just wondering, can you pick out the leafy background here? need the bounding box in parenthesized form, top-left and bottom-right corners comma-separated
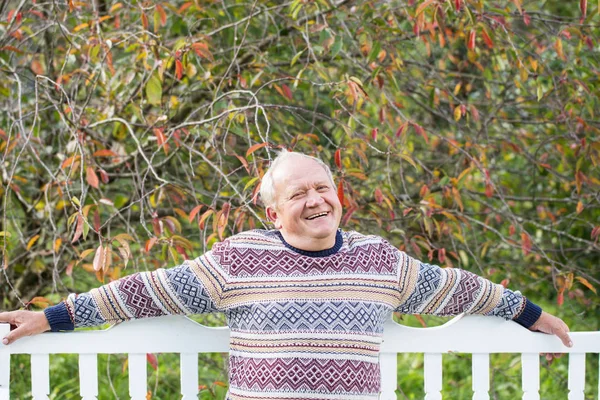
(0, 0, 598, 398)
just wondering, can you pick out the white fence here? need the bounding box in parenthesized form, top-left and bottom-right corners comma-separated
(1, 315, 599, 399)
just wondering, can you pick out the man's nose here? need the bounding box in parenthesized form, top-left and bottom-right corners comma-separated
(306, 190, 324, 207)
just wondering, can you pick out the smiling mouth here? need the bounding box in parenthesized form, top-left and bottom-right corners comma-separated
(306, 211, 329, 220)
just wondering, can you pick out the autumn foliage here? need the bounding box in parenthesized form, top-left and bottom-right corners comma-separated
(0, 0, 597, 331)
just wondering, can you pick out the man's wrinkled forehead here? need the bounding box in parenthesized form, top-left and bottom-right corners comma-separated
(271, 156, 331, 191)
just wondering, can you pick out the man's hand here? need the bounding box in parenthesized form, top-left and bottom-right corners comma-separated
(529, 311, 572, 363)
(0, 310, 51, 345)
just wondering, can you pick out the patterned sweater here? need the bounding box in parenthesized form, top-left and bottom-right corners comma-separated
(44, 229, 541, 400)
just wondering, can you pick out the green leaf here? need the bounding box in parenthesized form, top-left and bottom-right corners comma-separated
(367, 41, 382, 63)
(244, 177, 259, 192)
(331, 36, 343, 58)
(146, 73, 162, 106)
(290, 49, 306, 67)
(465, 6, 476, 24)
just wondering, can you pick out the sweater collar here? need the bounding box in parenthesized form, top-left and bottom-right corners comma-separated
(275, 230, 343, 257)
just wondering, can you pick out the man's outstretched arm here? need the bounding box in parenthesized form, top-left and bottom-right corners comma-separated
(1, 252, 228, 345)
(394, 251, 573, 350)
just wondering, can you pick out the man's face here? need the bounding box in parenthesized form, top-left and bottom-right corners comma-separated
(267, 156, 342, 250)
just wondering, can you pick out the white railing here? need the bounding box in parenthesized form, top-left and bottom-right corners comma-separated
(0, 315, 598, 399)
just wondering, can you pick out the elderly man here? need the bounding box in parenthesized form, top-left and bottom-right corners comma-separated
(0, 151, 571, 400)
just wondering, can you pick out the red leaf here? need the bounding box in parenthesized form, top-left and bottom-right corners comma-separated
(72, 214, 84, 243)
(454, 0, 462, 11)
(246, 142, 267, 157)
(0, 45, 23, 54)
(154, 128, 169, 155)
(190, 42, 214, 62)
(521, 232, 532, 256)
(145, 237, 158, 252)
(60, 155, 80, 169)
(580, 0, 587, 19)
(414, 315, 427, 328)
(188, 204, 204, 223)
(334, 149, 342, 169)
(179, 2, 193, 13)
(557, 290, 564, 306)
(198, 209, 214, 230)
(147, 353, 158, 370)
(31, 59, 44, 75)
(509, 224, 515, 236)
(86, 167, 99, 188)
(591, 226, 600, 241)
(141, 12, 148, 29)
(438, 248, 446, 263)
(281, 84, 293, 101)
(98, 169, 109, 184)
(337, 180, 345, 206)
(485, 183, 493, 198)
(481, 30, 493, 49)
(523, 12, 530, 26)
(233, 154, 250, 174)
(92, 244, 105, 271)
(396, 121, 408, 137)
(371, 128, 378, 141)
(156, 4, 167, 26)
(374, 188, 383, 205)
(175, 59, 183, 80)
(412, 123, 429, 143)
(217, 202, 231, 241)
(341, 205, 357, 226)
(469, 105, 479, 122)
(93, 149, 117, 158)
(467, 30, 476, 50)
(27, 10, 46, 19)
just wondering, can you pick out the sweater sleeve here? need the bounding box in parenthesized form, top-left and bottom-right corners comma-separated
(43, 253, 225, 332)
(394, 252, 542, 329)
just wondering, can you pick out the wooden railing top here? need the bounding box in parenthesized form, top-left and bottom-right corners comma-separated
(1, 315, 598, 355)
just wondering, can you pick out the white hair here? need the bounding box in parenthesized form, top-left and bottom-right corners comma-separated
(260, 151, 335, 208)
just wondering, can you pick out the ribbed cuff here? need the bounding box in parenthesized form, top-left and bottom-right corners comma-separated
(513, 299, 542, 329)
(43, 302, 74, 332)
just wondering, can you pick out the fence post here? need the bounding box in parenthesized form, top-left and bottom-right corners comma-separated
(0, 324, 9, 400)
(379, 351, 397, 400)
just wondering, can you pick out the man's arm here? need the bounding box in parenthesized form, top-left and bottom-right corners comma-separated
(1, 255, 225, 345)
(394, 252, 572, 348)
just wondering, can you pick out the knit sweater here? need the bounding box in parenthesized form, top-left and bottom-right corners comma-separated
(44, 229, 541, 400)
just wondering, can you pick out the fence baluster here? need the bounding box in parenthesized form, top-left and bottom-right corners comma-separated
(424, 353, 442, 400)
(0, 324, 9, 400)
(521, 353, 540, 400)
(79, 354, 98, 400)
(568, 353, 585, 400)
(128, 354, 147, 400)
(379, 351, 397, 400)
(180, 353, 198, 399)
(472, 353, 489, 400)
(31, 353, 50, 400)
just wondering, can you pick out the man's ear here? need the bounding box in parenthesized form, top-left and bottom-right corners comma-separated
(266, 207, 281, 228)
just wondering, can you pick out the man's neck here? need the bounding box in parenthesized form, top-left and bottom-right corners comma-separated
(278, 231, 337, 252)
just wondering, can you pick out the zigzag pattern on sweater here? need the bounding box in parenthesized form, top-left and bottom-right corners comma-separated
(228, 356, 380, 394)
(213, 230, 399, 278)
(226, 301, 391, 333)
